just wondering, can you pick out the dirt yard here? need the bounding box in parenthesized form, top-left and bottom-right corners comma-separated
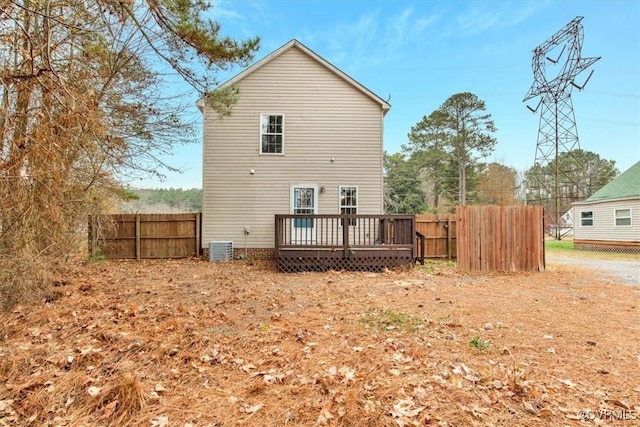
(1, 258, 639, 426)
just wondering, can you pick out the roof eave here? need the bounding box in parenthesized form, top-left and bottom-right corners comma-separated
(573, 196, 640, 205)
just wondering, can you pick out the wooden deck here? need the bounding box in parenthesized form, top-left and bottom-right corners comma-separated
(275, 214, 418, 272)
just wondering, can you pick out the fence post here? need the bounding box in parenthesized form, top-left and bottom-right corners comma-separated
(195, 212, 201, 257)
(135, 214, 141, 261)
(447, 215, 452, 260)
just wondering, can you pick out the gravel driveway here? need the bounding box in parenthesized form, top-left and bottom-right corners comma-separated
(546, 254, 640, 286)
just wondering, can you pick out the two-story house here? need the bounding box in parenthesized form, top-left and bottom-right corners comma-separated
(200, 39, 400, 264)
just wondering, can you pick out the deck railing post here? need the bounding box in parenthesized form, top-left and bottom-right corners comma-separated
(342, 215, 349, 258)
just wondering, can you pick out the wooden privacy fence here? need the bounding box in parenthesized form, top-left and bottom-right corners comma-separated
(414, 214, 457, 260)
(88, 213, 201, 259)
(86, 208, 544, 271)
(456, 206, 545, 272)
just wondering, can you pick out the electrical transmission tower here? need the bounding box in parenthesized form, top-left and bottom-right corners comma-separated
(523, 16, 600, 240)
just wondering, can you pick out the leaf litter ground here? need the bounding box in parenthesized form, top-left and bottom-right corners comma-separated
(1, 259, 639, 426)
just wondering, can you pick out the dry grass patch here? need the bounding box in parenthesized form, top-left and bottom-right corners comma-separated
(0, 258, 638, 426)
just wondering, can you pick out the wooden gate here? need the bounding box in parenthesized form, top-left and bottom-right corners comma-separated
(415, 214, 457, 260)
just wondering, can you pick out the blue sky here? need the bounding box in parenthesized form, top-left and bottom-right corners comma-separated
(136, 0, 640, 189)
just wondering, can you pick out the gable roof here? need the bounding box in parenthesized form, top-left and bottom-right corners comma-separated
(584, 160, 640, 202)
(206, 39, 391, 114)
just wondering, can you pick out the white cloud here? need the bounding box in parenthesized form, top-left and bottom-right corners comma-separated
(324, 10, 381, 70)
(209, 0, 246, 21)
(454, 2, 544, 36)
(320, 7, 439, 73)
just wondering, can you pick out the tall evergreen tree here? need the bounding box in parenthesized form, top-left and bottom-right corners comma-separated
(440, 93, 497, 205)
(404, 92, 497, 207)
(404, 110, 449, 210)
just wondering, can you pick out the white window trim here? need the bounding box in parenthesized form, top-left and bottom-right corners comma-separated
(290, 184, 318, 215)
(259, 113, 285, 155)
(339, 185, 358, 227)
(580, 210, 594, 227)
(614, 208, 632, 227)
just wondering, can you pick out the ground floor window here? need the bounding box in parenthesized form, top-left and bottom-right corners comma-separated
(614, 208, 631, 226)
(580, 211, 593, 226)
(340, 186, 357, 226)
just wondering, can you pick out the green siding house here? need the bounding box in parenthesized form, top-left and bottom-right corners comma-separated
(572, 160, 640, 252)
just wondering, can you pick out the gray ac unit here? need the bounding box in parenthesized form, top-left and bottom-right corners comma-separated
(209, 241, 233, 262)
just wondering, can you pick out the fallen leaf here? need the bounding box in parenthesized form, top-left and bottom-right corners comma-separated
(539, 407, 555, 417)
(451, 373, 464, 388)
(523, 400, 538, 415)
(390, 399, 424, 418)
(316, 409, 334, 424)
(101, 401, 118, 420)
(472, 406, 490, 418)
(338, 366, 356, 382)
(475, 390, 492, 406)
(605, 398, 630, 409)
(556, 378, 576, 387)
(0, 400, 15, 411)
(150, 415, 169, 427)
(243, 403, 264, 414)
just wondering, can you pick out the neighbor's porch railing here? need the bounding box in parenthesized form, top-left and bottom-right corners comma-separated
(275, 214, 415, 250)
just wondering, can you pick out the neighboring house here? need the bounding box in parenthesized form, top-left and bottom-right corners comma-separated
(199, 40, 391, 258)
(572, 160, 640, 252)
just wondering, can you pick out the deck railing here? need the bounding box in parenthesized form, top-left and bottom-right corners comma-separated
(275, 214, 415, 250)
(274, 214, 416, 272)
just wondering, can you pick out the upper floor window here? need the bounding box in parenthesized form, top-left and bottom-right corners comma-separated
(580, 211, 593, 227)
(614, 208, 631, 226)
(260, 114, 284, 154)
(340, 186, 358, 226)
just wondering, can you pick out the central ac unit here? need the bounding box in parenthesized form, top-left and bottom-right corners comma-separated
(209, 241, 233, 262)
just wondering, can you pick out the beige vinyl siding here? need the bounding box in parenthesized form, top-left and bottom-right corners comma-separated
(202, 46, 385, 249)
(573, 199, 640, 242)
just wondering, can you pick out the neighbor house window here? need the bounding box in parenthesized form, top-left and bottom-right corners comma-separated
(260, 114, 284, 154)
(340, 186, 357, 226)
(614, 208, 631, 226)
(580, 211, 593, 226)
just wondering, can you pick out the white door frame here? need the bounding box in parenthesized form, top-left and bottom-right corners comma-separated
(290, 184, 318, 244)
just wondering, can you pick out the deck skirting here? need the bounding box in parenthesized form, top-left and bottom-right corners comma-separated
(574, 239, 640, 254)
